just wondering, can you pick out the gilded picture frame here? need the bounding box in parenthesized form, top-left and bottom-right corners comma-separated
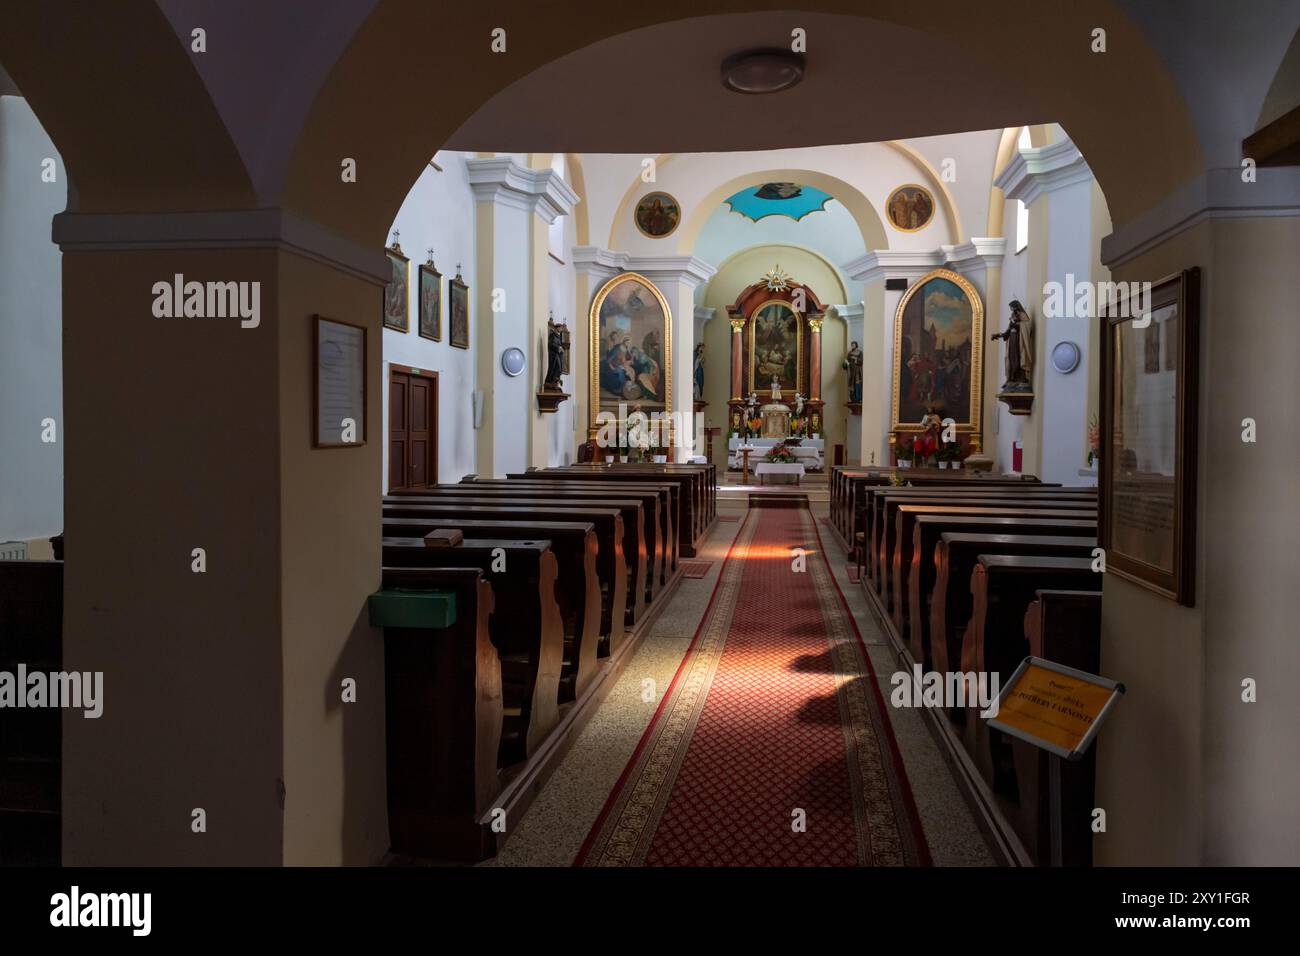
(589, 271, 673, 432)
(885, 183, 936, 233)
(1098, 268, 1199, 606)
(890, 268, 984, 434)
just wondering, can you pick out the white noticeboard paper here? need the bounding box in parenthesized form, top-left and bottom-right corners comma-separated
(316, 317, 366, 447)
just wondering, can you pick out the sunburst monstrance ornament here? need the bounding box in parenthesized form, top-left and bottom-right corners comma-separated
(760, 265, 792, 292)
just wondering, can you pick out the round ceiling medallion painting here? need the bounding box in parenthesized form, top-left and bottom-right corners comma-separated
(886, 184, 935, 232)
(634, 191, 681, 238)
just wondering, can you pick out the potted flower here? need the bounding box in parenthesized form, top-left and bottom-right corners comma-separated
(937, 445, 951, 469)
(1086, 414, 1100, 469)
(765, 441, 798, 464)
(896, 436, 913, 468)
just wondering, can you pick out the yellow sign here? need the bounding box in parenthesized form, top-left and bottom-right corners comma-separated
(993, 662, 1119, 756)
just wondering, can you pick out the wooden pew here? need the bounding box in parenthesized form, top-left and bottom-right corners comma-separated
(535, 465, 714, 556)
(499, 477, 677, 577)
(866, 486, 1088, 582)
(381, 502, 630, 642)
(864, 484, 1089, 569)
(385, 494, 648, 627)
(1012, 589, 1103, 866)
(381, 537, 564, 764)
(887, 494, 1095, 631)
(383, 517, 601, 702)
(908, 516, 1097, 668)
(551, 464, 702, 542)
(925, 534, 1095, 679)
(377, 566, 501, 862)
(959, 555, 1098, 789)
(394, 484, 665, 597)
(879, 501, 1095, 618)
(0, 560, 62, 866)
(844, 471, 1050, 544)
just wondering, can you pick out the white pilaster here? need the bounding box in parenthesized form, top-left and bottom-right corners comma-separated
(467, 157, 577, 474)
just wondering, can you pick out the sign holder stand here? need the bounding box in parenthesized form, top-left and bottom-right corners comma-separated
(988, 656, 1125, 867)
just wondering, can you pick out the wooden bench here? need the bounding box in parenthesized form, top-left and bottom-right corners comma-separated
(392, 487, 657, 599)
(0, 560, 62, 866)
(887, 495, 1095, 632)
(863, 485, 1089, 570)
(383, 517, 601, 701)
(384, 496, 647, 628)
(908, 517, 1097, 668)
(926, 533, 1096, 678)
(843, 472, 1051, 543)
(380, 537, 564, 765)
(499, 477, 678, 577)
(959, 555, 1099, 789)
(376, 566, 500, 862)
(879, 502, 1095, 617)
(1012, 589, 1103, 867)
(867, 487, 1089, 583)
(533, 465, 714, 556)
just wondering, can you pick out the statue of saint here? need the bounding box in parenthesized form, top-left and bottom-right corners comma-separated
(843, 341, 863, 403)
(693, 342, 705, 401)
(992, 300, 1035, 391)
(544, 317, 565, 390)
(794, 392, 804, 416)
(770, 375, 782, 402)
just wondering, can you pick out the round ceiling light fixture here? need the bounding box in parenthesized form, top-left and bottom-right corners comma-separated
(721, 49, 805, 95)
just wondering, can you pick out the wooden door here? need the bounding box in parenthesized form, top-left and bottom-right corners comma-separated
(388, 367, 438, 492)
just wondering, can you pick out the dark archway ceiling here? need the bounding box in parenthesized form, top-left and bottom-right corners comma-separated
(445, 13, 1047, 152)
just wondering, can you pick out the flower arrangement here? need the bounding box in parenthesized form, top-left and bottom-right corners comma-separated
(1086, 414, 1101, 466)
(765, 441, 798, 464)
(747, 417, 762, 437)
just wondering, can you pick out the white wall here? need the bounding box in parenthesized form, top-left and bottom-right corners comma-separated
(546, 190, 578, 465)
(0, 95, 65, 542)
(382, 152, 477, 485)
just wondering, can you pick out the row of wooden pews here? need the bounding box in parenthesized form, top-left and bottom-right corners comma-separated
(843, 472, 1104, 865)
(375, 462, 715, 861)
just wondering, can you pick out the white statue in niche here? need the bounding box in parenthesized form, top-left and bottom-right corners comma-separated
(770, 375, 782, 402)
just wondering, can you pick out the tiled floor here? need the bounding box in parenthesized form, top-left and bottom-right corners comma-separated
(484, 497, 995, 867)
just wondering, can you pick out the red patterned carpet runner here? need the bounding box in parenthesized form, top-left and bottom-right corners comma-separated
(577, 508, 931, 866)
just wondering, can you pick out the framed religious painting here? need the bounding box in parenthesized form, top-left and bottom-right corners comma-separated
(886, 184, 935, 232)
(313, 315, 367, 448)
(1098, 268, 1200, 606)
(383, 243, 409, 332)
(633, 191, 680, 239)
(890, 268, 984, 436)
(747, 299, 803, 396)
(589, 271, 672, 428)
(448, 270, 469, 350)
(418, 258, 442, 342)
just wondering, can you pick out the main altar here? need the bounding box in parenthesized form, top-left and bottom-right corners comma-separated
(725, 267, 827, 440)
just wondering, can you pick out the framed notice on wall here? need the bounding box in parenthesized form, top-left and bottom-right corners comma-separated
(1098, 269, 1199, 605)
(314, 315, 367, 448)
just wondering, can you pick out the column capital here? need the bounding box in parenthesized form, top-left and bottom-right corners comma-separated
(571, 245, 629, 280)
(994, 137, 1092, 206)
(729, 317, 746, 332)
(842, 249, 944, 284)
(828, 303, 865, 322)
(622, 254, 717, 289)
(466, 156, 579, 223)
(807, 317, 823, 332)
(694, 306, 716, 324)
(941, 237, 1008, 275)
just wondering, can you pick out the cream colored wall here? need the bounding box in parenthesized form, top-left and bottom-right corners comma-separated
(858, 285, 887, 466)
(699, 245, 848, 469)
(279, 252, 389, 866)
(1098, 214, 1300, 865)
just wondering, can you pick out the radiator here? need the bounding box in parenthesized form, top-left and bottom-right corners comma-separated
(0, 541, 28, 560)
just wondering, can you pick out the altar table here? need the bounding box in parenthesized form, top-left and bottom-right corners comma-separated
(755, 462, 806, 485)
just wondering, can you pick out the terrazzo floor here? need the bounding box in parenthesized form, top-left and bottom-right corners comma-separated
(483, 496, 996, 867)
